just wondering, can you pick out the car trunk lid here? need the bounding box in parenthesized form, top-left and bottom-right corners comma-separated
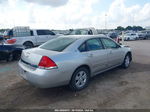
(21, 48, 60, 67)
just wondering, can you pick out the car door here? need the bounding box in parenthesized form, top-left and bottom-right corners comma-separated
(45, 30, 56, 40)
(79, 38, 109, 75)
(36, 30, 49, 44)
(101, 38, 124, 68)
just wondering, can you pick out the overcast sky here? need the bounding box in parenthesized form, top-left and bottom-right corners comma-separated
(0, 0, 150, 29)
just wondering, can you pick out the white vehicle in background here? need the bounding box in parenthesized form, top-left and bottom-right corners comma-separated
(68, 28, 120, 43)
(124, 33, 139, 41)
(68, 27, 98, 35)
(3, 27, 59, 49)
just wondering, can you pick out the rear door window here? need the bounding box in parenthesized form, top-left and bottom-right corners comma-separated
(86, 38, 104, 51)
(37, 30, 45, 35)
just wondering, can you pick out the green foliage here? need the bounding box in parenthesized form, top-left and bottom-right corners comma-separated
(116, 26, 145, 31)
(0, 29, 9, 33)
(116, 26, 125, 31)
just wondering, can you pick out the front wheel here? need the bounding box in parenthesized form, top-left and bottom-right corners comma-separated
(121, 54, 131, 68)
(69, 67, 90, 91)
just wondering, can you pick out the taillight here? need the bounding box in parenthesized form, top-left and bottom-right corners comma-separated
(38, 56, 57, 69)
(7, 39, 17, 44)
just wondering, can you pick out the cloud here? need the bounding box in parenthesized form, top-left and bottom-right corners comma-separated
(25, 0, 150, 29)
(0, 0, 7, 4)
(25, 0, 99, 29)
(24, 0, 69, 7)
(105, 0, 150, 28)
(0, 0, 150, 29)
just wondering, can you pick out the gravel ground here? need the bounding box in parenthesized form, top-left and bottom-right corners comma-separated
(0, 40, 150, 109)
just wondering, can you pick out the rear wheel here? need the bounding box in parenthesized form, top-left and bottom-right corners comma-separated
(69, 67, 90, 91)
(122, 54, 131, 68)
(7, 53, 13, 61)
(23, 42, 33, 49)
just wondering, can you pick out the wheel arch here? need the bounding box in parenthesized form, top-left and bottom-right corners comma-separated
(126, 51, 132, 61)
(23, 41, 34, 46)
(73, 64, 91, 77)
(69, 64, 91, 91)
(12, 50, 22, 60)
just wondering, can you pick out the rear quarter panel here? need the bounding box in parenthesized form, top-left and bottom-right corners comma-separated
(50, 52, 92, 83)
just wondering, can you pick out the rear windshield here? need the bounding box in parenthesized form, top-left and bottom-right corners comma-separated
(40, 37, 77, 52)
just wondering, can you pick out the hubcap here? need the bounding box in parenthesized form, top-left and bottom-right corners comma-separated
(75, 71, 87, 88)
(8, 54, 13, 61)
(125, 56, 130, 67)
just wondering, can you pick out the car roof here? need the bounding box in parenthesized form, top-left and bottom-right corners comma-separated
(59, 34, 107, 40)
(61, 34, 111, 52)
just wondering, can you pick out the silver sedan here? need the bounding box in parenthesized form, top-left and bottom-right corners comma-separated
(18, 35, 132, 91)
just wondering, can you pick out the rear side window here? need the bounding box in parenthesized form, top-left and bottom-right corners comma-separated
(40, 37, 77, 52)
(79, 43, 86, 52)
(101, 38, 118, 49)
(45, 30, 55, 35)
(37, 30, 55, 35)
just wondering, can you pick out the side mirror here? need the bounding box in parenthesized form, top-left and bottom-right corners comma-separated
(119, 43, 122, 45)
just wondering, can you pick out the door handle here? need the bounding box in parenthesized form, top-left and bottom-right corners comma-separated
(87, 53, 93, 57)
(109, 50, 112, 54)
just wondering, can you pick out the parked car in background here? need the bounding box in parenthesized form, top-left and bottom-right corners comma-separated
(124, 33, 139, 41)
(19, 35, 132, 91)
(145, 31, 150, 39)
(67, 28, 98, 35)
(0, 45, 23, 61)
(107, 32, 120, 43)
(138, 33, 147, 40)
(67, 28, 120, 43)
(3, 27, 59, 49)
(0, 36, 4, 45)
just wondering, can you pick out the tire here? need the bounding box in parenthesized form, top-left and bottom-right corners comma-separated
(23, 42, 33, 49)
(14, 52, 21, 60)
(69, 67, 90, 91)
(121, 54, 131, 69)
(7, 53, 13, 62)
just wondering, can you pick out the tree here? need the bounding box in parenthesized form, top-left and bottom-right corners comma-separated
(125, 26, 145, 31)
(125, 26, 133, 30)
(116, 26, 125, 31)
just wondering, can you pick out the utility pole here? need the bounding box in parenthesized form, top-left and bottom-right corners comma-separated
(105, 13, 107, 30)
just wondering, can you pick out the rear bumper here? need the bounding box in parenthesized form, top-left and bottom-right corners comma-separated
(18, 60, 70, 88)
(3, 43, 25, 49)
